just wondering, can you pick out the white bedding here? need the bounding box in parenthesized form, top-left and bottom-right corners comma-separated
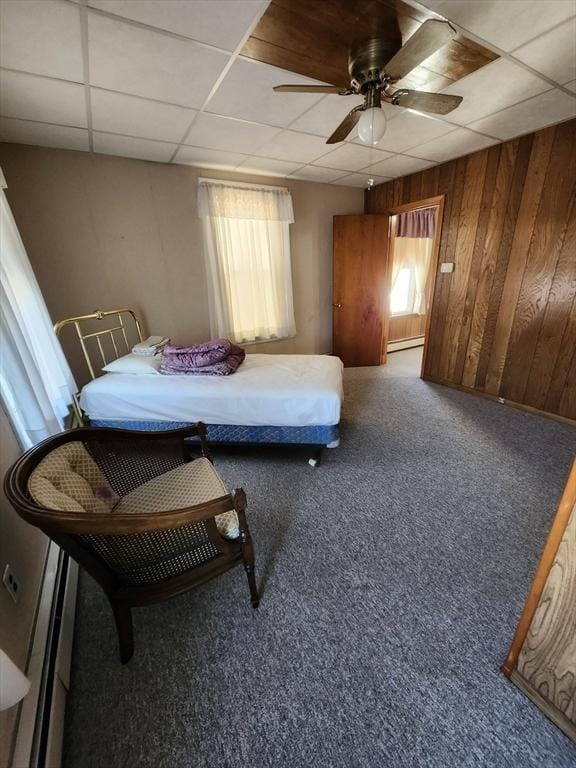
(80, 354, 343, 427)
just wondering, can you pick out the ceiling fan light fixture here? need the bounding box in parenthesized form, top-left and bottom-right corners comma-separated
(357, 107, 387, 145)
(273, 21, 462, 144)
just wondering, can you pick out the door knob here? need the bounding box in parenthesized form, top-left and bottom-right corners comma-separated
(332, 302, 342, 308)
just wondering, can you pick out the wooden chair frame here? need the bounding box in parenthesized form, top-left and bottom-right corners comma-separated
(4, 423, 259, 663)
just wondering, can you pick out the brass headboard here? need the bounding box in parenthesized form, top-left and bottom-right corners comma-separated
(54, 308, 144, 380)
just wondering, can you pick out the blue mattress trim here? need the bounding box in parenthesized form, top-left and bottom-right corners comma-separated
(88, 419, 339, 446)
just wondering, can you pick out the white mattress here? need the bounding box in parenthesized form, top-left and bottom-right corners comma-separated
(80, 354, 343, 427)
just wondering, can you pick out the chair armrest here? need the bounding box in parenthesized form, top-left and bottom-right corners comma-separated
(98, 493, 237, 534)
(17, 493, 237, 535)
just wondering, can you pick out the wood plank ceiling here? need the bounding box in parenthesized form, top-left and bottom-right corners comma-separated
(366, 119, 576, 422)
(242, 0, 498, 92)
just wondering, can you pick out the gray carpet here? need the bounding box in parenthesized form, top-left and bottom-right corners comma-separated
(63, 350, 576, 768)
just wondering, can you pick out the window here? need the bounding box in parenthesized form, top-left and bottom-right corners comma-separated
(390, 267, 417, 316)
(198, 180, 296, 344)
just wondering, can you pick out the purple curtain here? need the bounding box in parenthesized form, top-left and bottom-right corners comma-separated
(395, 207, 436, 238)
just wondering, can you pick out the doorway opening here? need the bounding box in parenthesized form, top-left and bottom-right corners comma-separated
(382, 197, 444, 378)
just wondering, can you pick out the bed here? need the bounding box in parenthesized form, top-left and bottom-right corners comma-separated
(55, 309, 343, 464)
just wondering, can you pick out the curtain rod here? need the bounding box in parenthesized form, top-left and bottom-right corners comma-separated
(198, 177, 290, 193)
(394, 203, 438, 214)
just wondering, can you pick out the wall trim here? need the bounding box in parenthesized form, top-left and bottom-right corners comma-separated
(422, 375, 576, 427)
(10, 545, 77, 768)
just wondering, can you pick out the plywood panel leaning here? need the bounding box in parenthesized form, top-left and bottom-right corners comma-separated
(503, 461, 576, 742)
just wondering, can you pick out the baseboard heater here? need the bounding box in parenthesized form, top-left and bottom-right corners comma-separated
(11, 544, 78, 768)
(387, 336, 425, 353)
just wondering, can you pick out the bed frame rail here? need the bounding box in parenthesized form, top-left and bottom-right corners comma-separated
(54, 308, 144, 425)
(54, 308, 144, 380)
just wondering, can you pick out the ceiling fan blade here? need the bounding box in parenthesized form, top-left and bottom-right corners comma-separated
(392, 90, 463, 115)
(385, 20, 456, 81)
(327, 107, 363, 144)
(274, 84, 348, 94)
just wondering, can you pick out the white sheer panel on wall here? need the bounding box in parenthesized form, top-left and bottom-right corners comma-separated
(198, 180, 296, 344)
(389, 234, 433, 316)
(0, 182, 76, 448)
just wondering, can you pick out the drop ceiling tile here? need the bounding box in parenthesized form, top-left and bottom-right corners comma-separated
(254, 130, 333, 163)
(290, 94, 370, 138)
(88, 13, 229, 108)
(173, 145, 247, 170)
(183, 113, 279, 154)
(331, 173, 391, 188)
(0, 70, 87, 127)
(235, 157, 304, 177)
(93, 132, 177, 162)
(368, 154, 435, 179)
(314, 142, 392, 172)
(206, 58, 325, 128)
(419, 0, 576, 52)
(0, 0, 83, 81)
(513, 18, 576, 85)
(91, 89, 195, 143)
(357, 111, 455, 154)
(409, 127, 497, 162)
(289, 166, 349, 183)
(0, 117, 89, 151)
(441, 58, 551, 125)
(88, 0, 266, 52)
(468, 89, 576, 141)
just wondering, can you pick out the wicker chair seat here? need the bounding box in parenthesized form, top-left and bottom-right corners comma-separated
(116, 458, 239, 539)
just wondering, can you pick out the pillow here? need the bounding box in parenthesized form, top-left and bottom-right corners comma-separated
(28, 441, 119, 514)
(102, 353, 162, 375)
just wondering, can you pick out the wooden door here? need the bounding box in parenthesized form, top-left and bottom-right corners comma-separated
(332, 214, 390, 367)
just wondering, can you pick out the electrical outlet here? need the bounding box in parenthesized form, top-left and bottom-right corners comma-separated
(2, 564, 20, 604)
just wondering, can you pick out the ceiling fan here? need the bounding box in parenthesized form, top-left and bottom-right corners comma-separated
(273, 20, 463, 145)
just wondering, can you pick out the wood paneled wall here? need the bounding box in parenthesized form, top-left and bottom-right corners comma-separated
(366, 119, 576, 422)
(389, 313, 426, 342)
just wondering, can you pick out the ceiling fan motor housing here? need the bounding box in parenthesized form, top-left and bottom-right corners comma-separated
(348, 38, 399, 92)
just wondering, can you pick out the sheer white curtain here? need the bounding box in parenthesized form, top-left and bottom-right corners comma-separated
(411, 237, 433, 315)
(198, 180, 296, 343)
(0, 174, 76, 448)
(390, 237, 433, 315)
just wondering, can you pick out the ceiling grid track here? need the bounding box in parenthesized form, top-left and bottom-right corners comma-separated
(167, 2, 274, 164)
(405, 0, 576, 95)
(0, 0, 574, 186)
(79, 0, 93, 151)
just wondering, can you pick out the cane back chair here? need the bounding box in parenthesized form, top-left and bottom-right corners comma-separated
(4, 423, 259, 663)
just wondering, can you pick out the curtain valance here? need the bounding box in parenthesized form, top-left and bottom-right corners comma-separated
(198, 180, 294, 222)
(395, 207, 436, 238)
